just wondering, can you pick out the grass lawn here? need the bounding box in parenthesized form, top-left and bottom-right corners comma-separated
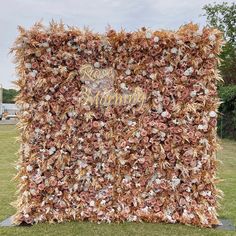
(0, 125, 235, 236)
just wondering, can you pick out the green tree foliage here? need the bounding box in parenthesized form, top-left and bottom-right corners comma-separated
(203, 2, 236, 139)
(203, 2, 236, 85)
(218, 85, 236, 139)
(2, 88, 18, 103)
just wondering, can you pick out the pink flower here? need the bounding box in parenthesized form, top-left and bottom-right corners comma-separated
(38, 183, 45, 191)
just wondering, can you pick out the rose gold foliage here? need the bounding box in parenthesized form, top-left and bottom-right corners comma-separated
(11, 21, 223, 227)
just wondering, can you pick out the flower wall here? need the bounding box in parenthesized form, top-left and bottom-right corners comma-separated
(12, 22, 223, 227)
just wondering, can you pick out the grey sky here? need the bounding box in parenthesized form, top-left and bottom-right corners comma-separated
(0, 0, 233, 88)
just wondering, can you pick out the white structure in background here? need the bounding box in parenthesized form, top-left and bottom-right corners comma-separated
(0, 84, 3, 120)
(0, 84, 19, 120)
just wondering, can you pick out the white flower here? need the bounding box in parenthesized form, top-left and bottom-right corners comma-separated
(145, 31, 152, 39)
(156, 104, 163, 114)
(26, 165, 33, 172)
(16, 165, 21, 170)
(142, 70, 147, 76)
(48, 146, 56, 155)
(149, 73, 156, 80)
(170, 47, 178, 54)
(30, 189, 36, 195)
(25, 63, 32, 69)
(120, 83, 127, 90)
(192, 161, 202, 172)
(42, 42, 49, 48)
(160, 131, 166, 138)
(67, 41, 72, 47)
(101, 200, 106, 205)
(171, 177, 181, 188)
(78, 160, 88, 168)
(195, 29, 203, 36)
(135, 131, 140, 138)
(22, 103, 30, 109)
(198, 124, 204, 130)
(154, 36, 159, 43)
(141, 206, 149, 213)
(151, 128, 158, 134)
(157, 96, 163, 102)
(190, 91, 197, 97)
(183, 209, 195, 219)
(164, 77, 172, 85)
(183, 67, 194, 76)
(161, 111, 169, 118)
(123, 175, 132, 182)
(94, 62, 100, 68)
(106, 173, 114, 180)
(45, 95, 51, 101)
(173, 119, 179, 124)
(84, 49, 93, 55)
(208, 53, 214, 58)
(186, 187, 191, 192)
(127, 215, 137, 222)
(24, 214, 30, 218)
(49, 87, 55, 92)
(127, 120, 133, 126)
(209, 111, 217, 118)
(199, 138, 208, 145)
(125, 69, 131, 75)
(165, 65, 174, 73)
(190, 43, 196, 48)
(198, 124, 208, 130)
(73, 183, 78, 191)
(128, 58, 134, 64)
(119, 159, 126, 165)
(35, 128, 41, 133)
(21, 175, 28, 180)
(200, 190, 212, 197)
(68, 111, 77, 117)
(155, 178, 162, 184)
(89, 200, 95, 207)
(29, 70, 37, 77)
(209, 34, 216, 41)
(177, 40, 184, 45)
(152, 90, 160, 97)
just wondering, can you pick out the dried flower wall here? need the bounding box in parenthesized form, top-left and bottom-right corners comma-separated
(11, 22, 223, 227)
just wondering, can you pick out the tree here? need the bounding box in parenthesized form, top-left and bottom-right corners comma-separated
(203, 2, 236, 139)
(3, 88, 18, 103)
(203, 2, 236, 85)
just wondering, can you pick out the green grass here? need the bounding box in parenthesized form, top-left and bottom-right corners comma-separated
(0, 125, 235, 236)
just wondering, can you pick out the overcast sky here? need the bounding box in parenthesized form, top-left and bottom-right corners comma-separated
(0, 0, 233, 89)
